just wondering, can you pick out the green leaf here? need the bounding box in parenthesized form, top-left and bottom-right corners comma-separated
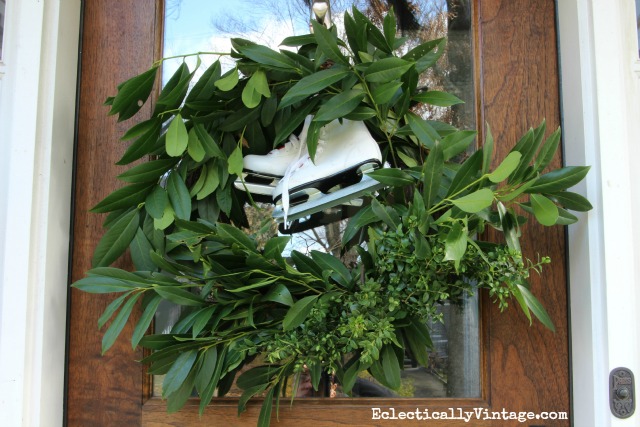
(273, 98, 319, 146)
(197, 163, 221, 200)
(364, 57, 414, 83)
(447, 150, 482, 197)
(194, 124, 225, 159)
(217, 223, 257, 252)
(263, 236, 290, 266)
(451, 188, 494, 213)
(145, 185, 168, 219)
(91, 183, 154, 213)
(371, 81, 403, 105)
(283, 295, 319, 331)
(257, 387, 275, 427)
(238, 43, 298, 69)
(242, 77, 262, 109)
(192, 306, 216, 338)
(117, 120, 162, 165)
(371, 199, 401, 229)
(163, 349, 198, 397)
(109, 66, 159, 121)
(131, 294, 162, 349)
(117, 159, 176, 183)
(555, 207, 579, 225)
(516, 285, 556, 332)
(444, 221, 468, 264)
(482, 123, 494, 175)
(227, 146, 244, 176)
(155, 62, 193, 112)
(195, 347, 218, 394)
(442, 130, 477, 161)
(130, 228, 156, 271)
(263, 284, 294, 307)
(366, 168, 414, 186)
(121, 119, 160, 141)
(311, 21, 348, 64)
(214, 66, 239, 91)
(167, 173, 192, 221)
(280, 67, 350, 109)
(381, 345, 401, 389)
(497, 202, 521, 252)
(185, 60, 221, 102)
(533, 127, 561, 174)
(422, 140, 444, 208)
(509, 125, 544, 183)
(530, 194, 559, 226)
(92, 209, 140, 267)
(311, 250, 352, 288)
(187, 128, 206, 162)
(412, 90, 463, 107)
(166, 114, 189, 157)
(154, 286, 205, 307)
(548, 191, 592, 211)
(101, 293, 141, 354)
(315, 89, 365, 122)
(236, 365, 278, 390)
(72, 276, 139, 294)
(382, 7, 397, 49)
(407, 112, 439, 149)
(526, 166, 591, 193)
(488, 151, 522, 183)
(402, 38, 444, 72)
(97, 292, 131, 329)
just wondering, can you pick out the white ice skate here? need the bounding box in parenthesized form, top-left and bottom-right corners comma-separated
(272, 119, 384, 229)
(233, 117, 313, 201)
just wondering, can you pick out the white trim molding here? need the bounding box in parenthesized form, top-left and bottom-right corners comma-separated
(558, 0, 640, 426)
(0, 1, 81, 426)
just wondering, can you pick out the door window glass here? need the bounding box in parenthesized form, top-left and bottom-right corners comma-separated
(157, 0, 479, 399)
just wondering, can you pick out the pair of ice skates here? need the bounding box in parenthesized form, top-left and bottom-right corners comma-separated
(233, 117, 384, 233)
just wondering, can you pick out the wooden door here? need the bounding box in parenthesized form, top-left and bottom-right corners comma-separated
(66, 0, 569, 425)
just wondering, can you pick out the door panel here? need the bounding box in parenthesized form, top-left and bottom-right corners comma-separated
(66, 1, 161, 425)
(66, 0, 569, 425)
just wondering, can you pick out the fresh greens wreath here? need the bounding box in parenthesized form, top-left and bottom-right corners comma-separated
(72, 7, 591, 426)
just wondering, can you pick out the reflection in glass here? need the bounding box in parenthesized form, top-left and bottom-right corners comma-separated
(0, 0, 6, 60)
(636, 0, 640, 57)
(157, 0, 478, 399)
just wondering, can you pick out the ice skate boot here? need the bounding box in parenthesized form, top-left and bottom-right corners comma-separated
(272, 119, 384, 230)
(234, 117, 312, 202)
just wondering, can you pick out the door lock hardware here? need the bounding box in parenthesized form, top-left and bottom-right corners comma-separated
(610, 367, 635, 418)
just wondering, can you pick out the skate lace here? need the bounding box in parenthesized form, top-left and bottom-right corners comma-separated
(280, 116, 327, 224)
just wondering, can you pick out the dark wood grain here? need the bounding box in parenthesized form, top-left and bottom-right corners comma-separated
(66, 1, 161, 425)
(478, 0, 570, 425)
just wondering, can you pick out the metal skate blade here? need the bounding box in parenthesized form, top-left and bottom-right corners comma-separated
(233, 179, 276, 197)
(272, 175, 383, 224)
